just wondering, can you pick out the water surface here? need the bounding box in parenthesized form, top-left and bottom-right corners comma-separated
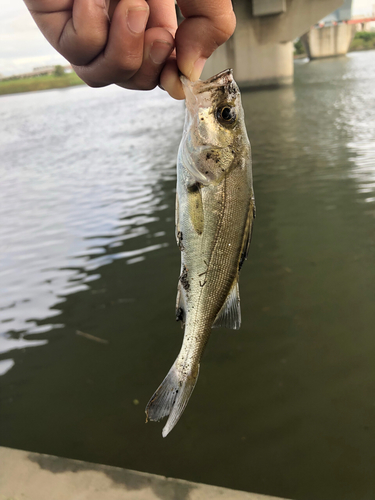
(1, 51, 375, 500)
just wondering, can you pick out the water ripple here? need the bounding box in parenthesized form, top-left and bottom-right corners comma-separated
(0, 85, 184, 358)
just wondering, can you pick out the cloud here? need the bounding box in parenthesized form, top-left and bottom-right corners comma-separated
(352, 0, 375, 16)
(0, 0, 67, 77)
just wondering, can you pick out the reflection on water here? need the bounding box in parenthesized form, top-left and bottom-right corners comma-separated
(0, 86, 183, 355)
(1, 51, 375, 500)
(342, 53, 375, 204)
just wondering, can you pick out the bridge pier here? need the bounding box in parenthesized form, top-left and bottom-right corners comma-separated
(301, 24, 356, 59)
(204, 29, 293, 89)
(202, 0, 343, 88)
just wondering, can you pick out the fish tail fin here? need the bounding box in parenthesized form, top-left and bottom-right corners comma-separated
(145, 359, 199, 438)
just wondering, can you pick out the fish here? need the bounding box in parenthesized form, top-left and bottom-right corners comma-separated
(145, 69, 255, 437)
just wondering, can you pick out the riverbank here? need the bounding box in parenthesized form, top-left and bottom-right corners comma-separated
(0, 447, 289, 500)
(349, 31, 375, 51)
(0, 72, 84, 96)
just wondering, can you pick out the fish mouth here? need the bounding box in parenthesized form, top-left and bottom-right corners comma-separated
(201, 69, 234, 86)
(181, 68, 235, 98)
(181, 68, 233, 87)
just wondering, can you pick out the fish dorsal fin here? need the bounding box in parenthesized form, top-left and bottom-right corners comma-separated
(212, 281, 241, 330)
(239, 198, 256, 271)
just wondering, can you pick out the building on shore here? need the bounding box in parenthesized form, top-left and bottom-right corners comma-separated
(0, 65, 72, 82)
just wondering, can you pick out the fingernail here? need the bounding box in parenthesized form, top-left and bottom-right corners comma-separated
(190, 57, 206, 81)
(150, 40, 173, 65)
(127, 8, 148, 34)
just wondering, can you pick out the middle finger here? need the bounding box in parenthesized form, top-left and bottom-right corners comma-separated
(74, 0, 149, 86)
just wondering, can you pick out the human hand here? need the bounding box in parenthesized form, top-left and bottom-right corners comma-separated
(160, 0, 236, 99)
(24, 0, 236, 100)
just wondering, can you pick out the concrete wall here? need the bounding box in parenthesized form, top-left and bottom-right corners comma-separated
(0, 446, 291, 500)
(301, 24, 356, 59)
(202, 0, 343, 88)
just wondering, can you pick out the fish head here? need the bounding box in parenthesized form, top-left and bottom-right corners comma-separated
(180, 69, 250, 185)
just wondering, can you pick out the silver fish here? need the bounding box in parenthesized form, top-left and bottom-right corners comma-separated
(146, 69, 255, 437)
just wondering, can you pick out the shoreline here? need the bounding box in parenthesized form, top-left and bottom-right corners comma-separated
(2, 45, 374, 96)
(0, 72, 85, 96)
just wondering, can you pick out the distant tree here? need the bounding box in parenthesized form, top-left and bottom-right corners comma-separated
(294, 38, 306, 55)
(54, 65, 65, 77)
(349, 31, 375, 52)
(355, 31, 375, 42)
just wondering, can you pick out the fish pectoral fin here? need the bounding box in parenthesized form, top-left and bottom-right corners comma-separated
(239, 198, 256, 272)
(187, 183, 204, 235)
(175, 281, 186, 324)
(212, 281, 241, 330)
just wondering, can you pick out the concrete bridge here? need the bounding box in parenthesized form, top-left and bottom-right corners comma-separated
(301, 0, 356, 59)
(202, 0, 344, 88)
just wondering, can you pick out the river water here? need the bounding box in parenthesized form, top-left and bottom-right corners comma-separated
(1, 51, 375, 500)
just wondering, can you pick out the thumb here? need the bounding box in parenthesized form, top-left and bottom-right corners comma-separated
(175, 0, 236, 81)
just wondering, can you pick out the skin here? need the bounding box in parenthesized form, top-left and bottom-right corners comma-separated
(23, 0, 236, 100)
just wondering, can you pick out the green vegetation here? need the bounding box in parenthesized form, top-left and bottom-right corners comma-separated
(54, 65, 65, 77)
(0, 71, 84, 96)
(294, 38, 306, 56)
(349, 31, 375, 52)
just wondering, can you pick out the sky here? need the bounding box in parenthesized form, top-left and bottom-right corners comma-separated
(0, 0, 67, 77)
(0, 0, 374, 77)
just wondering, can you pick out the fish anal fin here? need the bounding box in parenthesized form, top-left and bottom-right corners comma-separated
(212, 281, 241, 330)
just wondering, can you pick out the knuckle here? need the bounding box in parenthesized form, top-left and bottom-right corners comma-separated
(116, 54, 143, 75)
(73, 69, 105, 88)
(137, 80, 157, 91)
(81, 30, 108, 52)
(59, 24, 107, 66)
(85, 79, 105, 89)
(68, 54, 92, 66)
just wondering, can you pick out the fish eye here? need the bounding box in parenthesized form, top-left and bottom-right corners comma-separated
(216, 106, 236, 125)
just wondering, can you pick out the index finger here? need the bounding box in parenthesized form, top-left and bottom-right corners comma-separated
(175, 0, 236, 81)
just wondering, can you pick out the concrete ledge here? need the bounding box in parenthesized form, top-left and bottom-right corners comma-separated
(0, 446, 290, 500)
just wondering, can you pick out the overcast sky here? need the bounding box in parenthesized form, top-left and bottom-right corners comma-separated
(0, 0, 374, 77)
